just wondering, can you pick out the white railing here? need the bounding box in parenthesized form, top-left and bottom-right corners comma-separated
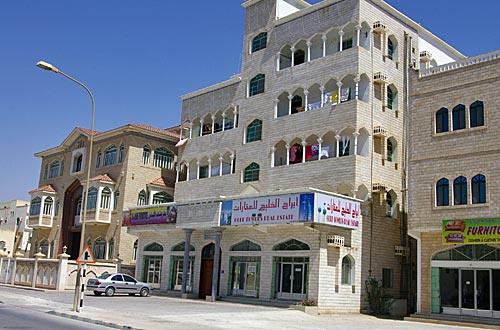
(420, 50, 500, 77)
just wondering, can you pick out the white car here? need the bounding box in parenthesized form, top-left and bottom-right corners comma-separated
(87, 273, 152, 297)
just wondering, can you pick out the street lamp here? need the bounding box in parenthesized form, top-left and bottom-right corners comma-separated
(36, 60, 95, 312)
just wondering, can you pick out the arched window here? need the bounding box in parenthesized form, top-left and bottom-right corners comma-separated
(470, 101, 484, 128)
(436, 107, 449, 133)
(30, 197, 41, 216)
(72, 154, 83, 173)
(152, 192, 173, 204)
(40, 240, 49, 256)
(341, 255, 354, 285)
(48, 161, 60, 178)
(43, 197, 53, 216)
(133, 240, 138, 261)
(43, 164, 48, 180)
(387, 85, 398, 110)
(87, 187, 98, 209)
(436, 178, 449, 206)
(153, 148, 174, 169)
(273, 239, 310, 250)
(293, 49, 305, 66)
(252, 32, 267, 53)
(142, 145, 151, 165)
(243, 163, 260, 182)
(452, 104, 466, 131)
(387, 36, 397, 60)
(386, 140, 393, 162)
(172, 242, 195, 251)
(100, 187, 111, 209)
(137, 190, 147, 206)
(144, 242, 164, 252)
(249, 74, 265, 97)
(95, 150, 102, 168)
(246, 119, 262, 143)
(118, 144, 125, 163)
(433, 245, 500, 261)
(291, 95, 303, 114)
(231, 240, 261, 251)
(75, 198, 82, 216)
(472, 174, 486, 204)
(107, 238, 114, 259)
(93, 238, 106, 259)
(453, 176, 467, 205)
(386, 190, 397, 217)
(60, 160, 65, 176)
(104, 145, 117, 166)
(113, 190, 120, 210)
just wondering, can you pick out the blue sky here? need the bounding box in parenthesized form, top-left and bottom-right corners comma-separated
(0, 0, 498, 202)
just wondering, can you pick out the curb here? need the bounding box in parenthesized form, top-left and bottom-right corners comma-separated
(48, 311, 143, 330)
(0, 283, 45, 292)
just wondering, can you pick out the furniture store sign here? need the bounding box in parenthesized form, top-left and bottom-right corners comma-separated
(122, 205, 177, 226)
(442, 218, 500, 245)
(220, 192, 360, 230)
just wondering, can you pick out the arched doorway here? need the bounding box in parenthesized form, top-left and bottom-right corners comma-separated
(199, 243, 221, 299)
(61, 180, 83, 259)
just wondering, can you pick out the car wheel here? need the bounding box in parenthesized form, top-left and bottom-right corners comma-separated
(93, 291, 102, 296)
(140, 287, 150, 297)
(105, 287, 115, 297)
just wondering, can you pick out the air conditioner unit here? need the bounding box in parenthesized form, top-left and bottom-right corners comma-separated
(394, 246, 407, 256)
(326, 235, 344, 247)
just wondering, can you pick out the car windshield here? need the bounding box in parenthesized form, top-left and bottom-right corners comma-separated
(97, 274, 112, 279)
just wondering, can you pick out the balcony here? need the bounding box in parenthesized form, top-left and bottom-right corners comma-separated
(419, 50, 433, 62)
(78, 209, 112, 225)
(372, 21, 387, 33)
(373, 72, 388, 84)
(373, 126, 387, 136)
(28, 214, 53, 228)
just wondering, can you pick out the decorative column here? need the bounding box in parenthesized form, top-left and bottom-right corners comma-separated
(286, 144, 290, 165)
(335, 135, 341, 158)
(176, 164, 180, 183)
(288, 94, 293, 115)
(208, 159, 212, 178)
(185, 164, 190, 182)
(276, 52, 281, 70)
(271, 147, 276, 167)
(210, 228, 224, 301)
(148, 188, 154, 205)
(339, 30, 344, 52)
(189, 122, 193, 139)
(301, 141, 307, 163)
(322, 34, 327, 57)
(182, 229, 194, 295)
(221, 113, 226, 132)
(320, 86, 325, 107)
(354, 76, 360, 100)
(199, 120, 204, 137)
(306, 41, 311, 62)
(337, 81, 342, 103)
(274, 99, 279, 118)
(353, 132, 360, 155)
(317, 138, 323, 160)
(356, 24, 362, 47)
(196, 161, 200, 180)
(211, 115, 215, 134)
(290, 47, 296, 67)
(234, 107, 238, 128)
(230, 154, 235, 174)
(303, 90, 309, 111)
(219, 157, 223, 176)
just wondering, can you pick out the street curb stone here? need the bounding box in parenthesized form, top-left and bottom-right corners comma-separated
(48, 310, 142, 330)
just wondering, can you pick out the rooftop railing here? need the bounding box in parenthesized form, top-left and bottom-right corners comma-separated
(419, 50, 500, 77)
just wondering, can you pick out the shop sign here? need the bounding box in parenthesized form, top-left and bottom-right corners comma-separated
(122, 205, 177, 226)
(220, 193, 314, 226)
(442, 218, 500, 245)
(314, 193, 361, 230)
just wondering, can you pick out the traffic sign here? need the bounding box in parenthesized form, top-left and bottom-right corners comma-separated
(76, 245, 96, 264)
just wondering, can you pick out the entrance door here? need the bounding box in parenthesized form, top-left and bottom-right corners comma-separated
(232, 262, 257, 297)
(199, 243, 220, 299)
(277, 262, 306, 300)
(461, 269, 492, 317)
(145, 256, 162, 289)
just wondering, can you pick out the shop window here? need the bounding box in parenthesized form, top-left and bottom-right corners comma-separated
(273, 239, 310, 251)
(93, 238, 106, 259)
(171, 242, 195, 252)
(249, 74, 265, 97)
(144, 242, 164, 252)
(452, 104, 466, 131)
(171, 256, 194, 291)
(231, 240, 261, 251)
(470, 100, 484, 128)
(341, 255, 354, 285)
(246, 119, 262, 143)
(436, 178, 449, 206)
(243, 163, 260, 182)
(471, 174, 486, 204)
(252, 32, 267, 53)
(382, 268, 393, 288)
(453, 176, 467, 205)
(435, 108, 449, 133)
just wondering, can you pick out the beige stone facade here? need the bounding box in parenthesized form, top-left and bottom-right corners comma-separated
(28, 124, 178, 268)
(130, 0, 463, 314)
(409, 52, 500, 318)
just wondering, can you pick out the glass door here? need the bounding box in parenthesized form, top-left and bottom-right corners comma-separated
(173, 258, 192, 291)
(146, 256, 162, 289)
(231, 262, 257, 297)
(476, 270, 491, 317)
(461, 269, 475, 314)
(292, 264, 305, 294)
(461, 269, 492, 317)
(277, 262, 306, 299)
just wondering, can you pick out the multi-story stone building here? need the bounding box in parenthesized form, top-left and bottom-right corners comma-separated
(0, 200, 31, 257)
(28, 124, 178, 270)
(129, 0, 463, 313)
(409, 51, 500, 319)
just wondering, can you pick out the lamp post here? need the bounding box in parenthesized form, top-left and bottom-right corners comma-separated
(36, 61, 95, 312)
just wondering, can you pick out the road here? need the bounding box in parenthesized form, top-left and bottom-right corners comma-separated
(0, 285, 485, 330)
